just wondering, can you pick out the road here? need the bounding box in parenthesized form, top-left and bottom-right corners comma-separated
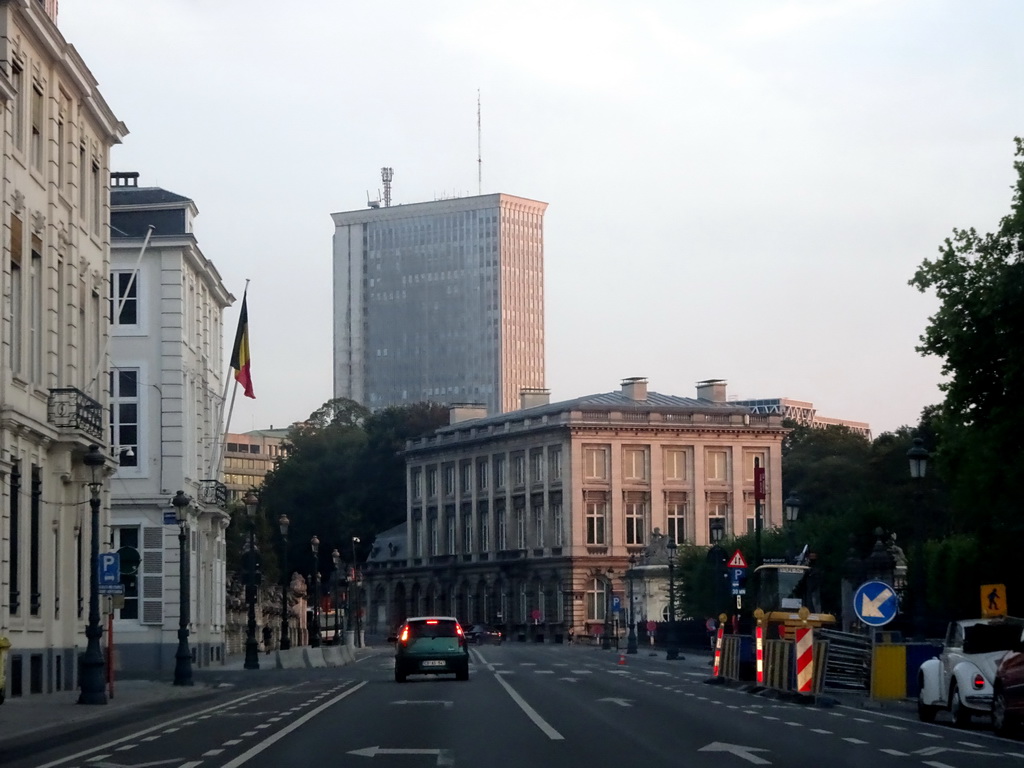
(9, 644, 1023, 768)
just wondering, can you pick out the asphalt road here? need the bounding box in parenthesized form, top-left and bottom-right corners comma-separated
(9, 644, 1023, 768)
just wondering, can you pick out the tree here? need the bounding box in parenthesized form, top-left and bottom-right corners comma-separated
(909, 137, 1024, 610)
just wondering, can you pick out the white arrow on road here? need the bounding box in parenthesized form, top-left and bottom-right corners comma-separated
(597, 697, 633, 707)
(699, 742, 771, 765)
(392, 700, 453, 708)
(349, 747, 454, 766)
(860, 588, 894, 618)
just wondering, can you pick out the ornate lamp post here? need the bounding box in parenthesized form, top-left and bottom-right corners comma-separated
(332, 548, 342, 645)
(784, 494, 800, 562)
(172, 490, 194, 686)
(278, 514, 291, 650)
(310, 535, 321, 648)
(666, 537, 680, 660)
(707, 520, 727, 622)
(352, 536, 362, 646)
(243, 492, 260, 670)
(626, 554, 638, 654)
(907, 437, 930, 640)
(79, 444, 107, 705)
(601, 569, 613, 650)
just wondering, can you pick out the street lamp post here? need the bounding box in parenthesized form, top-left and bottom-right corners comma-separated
(784, 494, 801, 562)
(79, 444, 107, 705)
(310, 535, 321, 648)
(602, 569, 613, 650)
(352, 536, 361, 647)
(243, 492, 260, 670)
(332, 548, 342, 645)
(753, 456, 765, 567)
(626, 554, 638, 654)
(708, 521, 727, 622)
(666, 537, 680, 661)
(278, 515, 291, 650)
(172, 490, 194, 686)
(907, 437, 930, 641)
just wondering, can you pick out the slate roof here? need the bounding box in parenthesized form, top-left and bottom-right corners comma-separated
(111, 186, 192, 206)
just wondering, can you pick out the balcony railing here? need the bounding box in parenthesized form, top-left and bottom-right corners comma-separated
(198, 479, 228, 508)
(47, 388, 103, 439)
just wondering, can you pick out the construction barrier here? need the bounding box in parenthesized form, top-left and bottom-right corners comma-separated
(713, 623, 725, 677)
(755, 623, 764, 684)
(763, 639, 789, 690)
(720, 635, 742, 681)
(795, 627, 814, 692)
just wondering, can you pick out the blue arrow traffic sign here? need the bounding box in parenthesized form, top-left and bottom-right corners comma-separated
(853, 580, 899, 626)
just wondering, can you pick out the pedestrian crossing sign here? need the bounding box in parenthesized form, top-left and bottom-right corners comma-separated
(728, 550, 747, 569)
(981, 583, 1007, 618)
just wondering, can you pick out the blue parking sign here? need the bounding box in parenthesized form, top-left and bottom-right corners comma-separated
(612, 595, 621, 613)
(98, 552, 120, 586)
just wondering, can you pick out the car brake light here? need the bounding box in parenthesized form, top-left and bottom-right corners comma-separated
(399, 626, 410, 645)
(426, 620, 438, 624)
(973, 673, 985, 690)
(455, 624, 464, 637)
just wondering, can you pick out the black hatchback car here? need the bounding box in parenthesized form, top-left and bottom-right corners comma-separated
(464, 623, 503, 645)
(389, 616, 470, 682)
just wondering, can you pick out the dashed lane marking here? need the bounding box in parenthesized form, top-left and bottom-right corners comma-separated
(844, 738, 868, 744)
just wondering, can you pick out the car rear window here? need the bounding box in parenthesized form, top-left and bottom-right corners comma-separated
(408, 620, 459, 639)
(963, 623, 1024, 654)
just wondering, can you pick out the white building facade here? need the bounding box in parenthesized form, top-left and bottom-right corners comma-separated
(0, 1, 127, 697)
(108, 172, 234, 675)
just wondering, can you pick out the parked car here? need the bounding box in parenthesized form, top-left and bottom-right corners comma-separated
(918, 617, 1024, 727)
(993, 625, 1024, 736)
(464, 623, 503, 645)
(388, 616, 470, 683)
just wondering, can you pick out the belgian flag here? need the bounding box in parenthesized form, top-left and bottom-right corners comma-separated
(230, 289, 255, 399)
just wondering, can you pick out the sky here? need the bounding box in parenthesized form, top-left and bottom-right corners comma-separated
(59, 0, 1023, 437)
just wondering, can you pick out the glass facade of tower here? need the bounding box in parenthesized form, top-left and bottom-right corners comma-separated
(333, 194, 546, 414)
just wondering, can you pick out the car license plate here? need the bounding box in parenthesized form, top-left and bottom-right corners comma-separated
(422, 660, 446, 667)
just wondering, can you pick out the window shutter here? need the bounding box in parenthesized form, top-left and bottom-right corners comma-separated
(141, 526, 164, 624)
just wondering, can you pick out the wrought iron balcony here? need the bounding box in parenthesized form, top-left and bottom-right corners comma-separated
(47, 388, 103, 439)
(198, 479, 228, 508)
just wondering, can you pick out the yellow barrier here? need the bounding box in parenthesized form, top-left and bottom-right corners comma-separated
(871, 644, 907, 700)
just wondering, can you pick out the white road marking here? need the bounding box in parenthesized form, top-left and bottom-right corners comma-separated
(922, 762, 956, 768)
(881, 749, 907, 756)
(811, 728, 832, 734)
(493, 673, 564, 740)
(844, 738, 868, 744)
(203, 749, 226, 756)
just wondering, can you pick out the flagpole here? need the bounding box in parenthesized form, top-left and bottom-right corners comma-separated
(213, 279, 250, 480)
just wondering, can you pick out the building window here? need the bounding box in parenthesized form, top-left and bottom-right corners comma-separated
(706, 450, 728, 483)
(111, 271, 139, 326)
(623, 447, 648, 482)
(463, 512, 473, 555)
(496, 507, 507, 550)
(666, 493, 688, 544)
(745, 501, 756, 535)
(529, 451, 544, 484)
(586, 579, 608, 621)
(109, 369, 139, 467)
(477, 459, 488, 491)
(552, 498, 563, 546)
(446, 512, 456, 555)
(29, 241, 42, 383)
(479, 502, 489, 552)
(12, 60, 24, 152)
(664, 448, 688, 482)
(494, 456, 506, 489)
(708, 493, 729, 540)
(79, 143, 88, 222)
(744, 451, 768, 482)
(443, 465, 455, 497)
(92, 159, 102, 233)
(10, 215, 23, 375)
(460, 462, 472, 495)
(513, 454, 525, 486)
(413, 519, 422, 557)
(428, 514, 438, 556)
(113, 526, 140, 619)
(624, 495, 647, 545)
(411, 468, 422, 500)
(532, 503, 544, 548)
(515, 507, 526, 549)
(549, 447, 563, 481)
(427, 468, 437, 498)
(584, 446, 608, 480)
(585, 493, 606, 545)
(30, 82, 43, 171)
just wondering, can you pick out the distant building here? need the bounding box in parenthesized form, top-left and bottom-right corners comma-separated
(222, 429, 293, 503)
(0, 2, 126, 699)
(331, 193, 547, 415)
(108, 172, 234, 675)
(362, 377, 787, 640)
(730, 395, 871, 439)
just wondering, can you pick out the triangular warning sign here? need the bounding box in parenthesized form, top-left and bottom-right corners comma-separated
(728, 549, 747, 569)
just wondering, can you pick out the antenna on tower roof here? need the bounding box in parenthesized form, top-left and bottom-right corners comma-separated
(381, 167, 394, 207)
(477, 89, 482, 195)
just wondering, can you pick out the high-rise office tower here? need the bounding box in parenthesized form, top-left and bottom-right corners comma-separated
(332, 193, 547, 414)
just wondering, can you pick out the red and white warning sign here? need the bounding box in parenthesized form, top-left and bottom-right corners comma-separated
(728, 549, 747, 569)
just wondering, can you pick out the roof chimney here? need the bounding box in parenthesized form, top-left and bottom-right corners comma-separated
(448, 403, 488, 425)
(519, 387, 551, 410)
(110, 171, 139, 188)
(621, 377, 648, 401)
(696, 379, 727, 403)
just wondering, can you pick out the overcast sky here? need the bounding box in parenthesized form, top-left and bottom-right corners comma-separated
(60, 0, 1023, 437)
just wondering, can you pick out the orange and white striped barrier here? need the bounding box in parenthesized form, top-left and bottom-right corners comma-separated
(712, 622, 725, 677)
(755, 623, 764, 684)
(795, 626, 814, 693)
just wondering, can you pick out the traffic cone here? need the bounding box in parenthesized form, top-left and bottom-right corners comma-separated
(618, 651, 627, 666)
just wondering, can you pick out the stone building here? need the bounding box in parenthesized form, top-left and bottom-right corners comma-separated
(363, 377, 787, 641)
(0, 1, 126, 697)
